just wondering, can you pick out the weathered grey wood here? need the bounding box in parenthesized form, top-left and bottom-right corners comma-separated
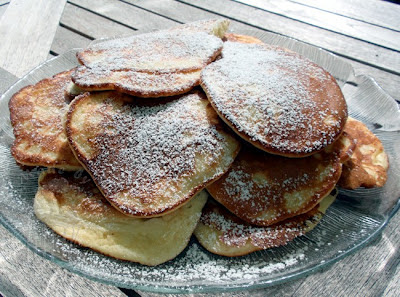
(61, 3, 136, 39)
(0, 3, 8, 18)
(68, 0, 178, 31)
(291, 0, 400, 32)
(179, 0, 400, 74)
(0, 0, 67, 77)
(235, 0, 400, 51)
(51, 26, 92, 55)
(0, 225, 128, 297)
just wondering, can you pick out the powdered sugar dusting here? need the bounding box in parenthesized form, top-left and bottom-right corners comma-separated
(198, 201, 320, 249)
(201, 42, 347, 156)
(78, 31, 223, 74)
(77, 91, 238, 215)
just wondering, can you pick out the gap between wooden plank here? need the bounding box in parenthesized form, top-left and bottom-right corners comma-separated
(178, 0, 400, 75)
(61, 2, 136, 40)
(68, 0, 178, 31)
(234, 0, 400, 52)
(0, 0, 67, 77)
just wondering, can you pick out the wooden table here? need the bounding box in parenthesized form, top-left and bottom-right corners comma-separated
(0, 1, 399, 296)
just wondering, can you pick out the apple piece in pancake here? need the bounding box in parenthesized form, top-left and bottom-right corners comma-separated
(206, 133, 353, 227)
(73, 29, 224, 97)
(9, 69, 82, 170)
(223, 33, 264, 44)
(34, 169, 208, 266)
(194, 193, 336, 257)
(66, 89, 240, 218)
(338, 117, 389, 189)
(200, 41, 348, 157)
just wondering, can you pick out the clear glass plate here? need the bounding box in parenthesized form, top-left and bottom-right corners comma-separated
(0, 31, 399, 294)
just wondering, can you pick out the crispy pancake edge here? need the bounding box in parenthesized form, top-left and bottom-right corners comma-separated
(200, 42, 348, 158)
(66, 91, 241, 218)
(9, 69, 82, 170)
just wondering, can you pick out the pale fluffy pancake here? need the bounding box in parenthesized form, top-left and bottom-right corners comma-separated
(207, 134, 353, 226)
(34, 169, 208, 266)
(194, 193, 336, 257)
(66, 90, 240, 217)
(9, 69, 82, 170)
(73, 30, 224, 97)
(338, 117, 389, 189)
(201, 41, 348, 157)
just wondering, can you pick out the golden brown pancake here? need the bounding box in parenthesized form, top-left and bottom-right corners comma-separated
(194, 193, 336, 257)
(206, 134, 353, 226)
(200, 41, 348, 157)
(66, 89, 240, 217)
(73, 29, 224, 97)
(72, 67, 201, 98)
(34, 169, 208, 266)
(338, 117, 389, 189)
(9, 69, 82, 170)
(223, 33, 264, 44)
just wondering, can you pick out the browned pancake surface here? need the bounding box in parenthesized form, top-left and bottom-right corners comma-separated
(9, 69, 82, 170)
(206, 134, 352, 226)
(73, 30, 224, 97)
(201, 42, 348, 157)
(194, 194, 335, 257)
(338, 117, 389, 189)
(67, 90, 240, 217)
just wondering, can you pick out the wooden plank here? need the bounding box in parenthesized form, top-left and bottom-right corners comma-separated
(234, 0, 400, 51)
(51, 26, 92, 55)
(0, 0, 67, 77)
(291, 0, 400, 32)
(0, 3, 8, 18)
(68, 0, 178, 31)
(0, 224, 127, 297)
(179, 0, 400, 75)
(61, 3, 136, 39)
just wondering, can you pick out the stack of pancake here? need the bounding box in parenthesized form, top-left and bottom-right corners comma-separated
(9, 19, 389, 265)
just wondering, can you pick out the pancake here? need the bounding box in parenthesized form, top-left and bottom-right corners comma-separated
(200, 41, 348, 157)
(66, 89, 240, 217)
(72, 29, 224, 97)
(206, 134, 353, 226)
(72, 67, 201, 98)
(34, 169, 208, 266)
(9, 69, 82, 170)
(223, 33, 264, 44)
(338, 117, 389, 189)
(194, 193, 336, 257)
(169, 18, 230, 38)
